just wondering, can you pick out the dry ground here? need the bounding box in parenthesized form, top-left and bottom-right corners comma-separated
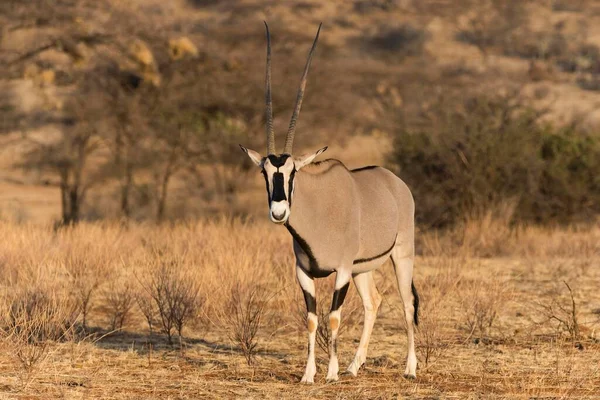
(0, 219, 599, 399)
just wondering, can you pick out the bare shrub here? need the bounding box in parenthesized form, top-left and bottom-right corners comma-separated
(64, 248, 112, 331)
(138, 259, 201, 345)
(315, 303, 333, 357)
(536, 281, 581, 341)
(461, 277, 511, 342)
(101, 280, 135, 332)
(225, 282, 270, 365)
(415, 257, 463, 367)
(135, 289, 158, 335)
(0, 286, 78, 380)
(417, 306, 448, 368)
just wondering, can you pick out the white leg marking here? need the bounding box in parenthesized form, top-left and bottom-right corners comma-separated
(391, 250, 417, 379)
(347, 271, 382, 377)
(302, 312, 318, 384)
(297, 266, 317, 384)
(326, 309, 341, 382)
(326, 270, 351, 383)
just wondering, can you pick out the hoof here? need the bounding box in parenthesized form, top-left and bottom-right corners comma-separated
(325, 374, 339, 383)
(345, 366, 359, 377)
(343, 369, 358, 378)
(300, 376, 314, 384)
(403, 373, 416, 380)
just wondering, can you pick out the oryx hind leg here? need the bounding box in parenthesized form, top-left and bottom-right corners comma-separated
(347, 271, 382, 377)
(390, 246, 419, 379)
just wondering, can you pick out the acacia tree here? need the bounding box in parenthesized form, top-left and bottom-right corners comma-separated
(20, 80, 107, 225)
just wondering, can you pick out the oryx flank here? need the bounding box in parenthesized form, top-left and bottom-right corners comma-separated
(240, 22, 419, 383)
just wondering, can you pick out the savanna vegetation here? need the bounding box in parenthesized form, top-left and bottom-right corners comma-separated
(0, 220, 599, 398)
(1, 0, 600, 398)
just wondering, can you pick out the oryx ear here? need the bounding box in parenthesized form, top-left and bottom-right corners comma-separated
(239, 145, 263, 167)
(294, 146, 328, 170)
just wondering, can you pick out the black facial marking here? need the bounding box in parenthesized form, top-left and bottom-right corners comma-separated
(267, 154, 291, 167)
(261, 170, 271, 206)
(353, 236, 397, 264)
(272, 172, 287, 202)
(330, 282, 350, 312)
(285, 224, 333, 278)
(302, 290, 317, 314)
(288, 168, 296, 206)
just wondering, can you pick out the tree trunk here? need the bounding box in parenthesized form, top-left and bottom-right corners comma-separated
(156, 147, 178, 223)
(59, 167, 73, 225)
(69, 187, 79, 224)
(121, 162, 133, 218)
(156, 171, 170, 223)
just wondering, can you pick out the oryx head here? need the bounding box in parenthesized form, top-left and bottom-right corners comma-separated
(240, 22, 327, 224)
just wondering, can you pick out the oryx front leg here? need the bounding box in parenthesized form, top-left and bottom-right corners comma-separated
(347, 271, 382, 377)
(297, 266, 317, 384)
(326, 270, 351, 382)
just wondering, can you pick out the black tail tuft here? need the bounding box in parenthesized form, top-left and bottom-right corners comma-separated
(411, 281, 419, 326)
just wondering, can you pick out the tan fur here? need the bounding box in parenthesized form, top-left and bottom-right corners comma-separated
(287, 160, 414, 274)
(308, 318, 317, 333)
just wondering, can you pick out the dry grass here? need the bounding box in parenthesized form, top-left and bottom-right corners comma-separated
(0, 219, 599, 399)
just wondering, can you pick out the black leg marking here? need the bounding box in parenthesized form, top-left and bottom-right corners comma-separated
(302, 289, 317, 314)
(331, 283, 350, 312)
(411, 281, 419, 326)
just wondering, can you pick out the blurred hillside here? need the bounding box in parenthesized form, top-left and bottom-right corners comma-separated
(1, 0, 600, 224)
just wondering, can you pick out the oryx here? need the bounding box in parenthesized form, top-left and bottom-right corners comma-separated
(240, 22, 419, 383)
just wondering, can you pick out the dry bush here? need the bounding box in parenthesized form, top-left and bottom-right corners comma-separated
(461, 277, 512, 342)
(0, 285, 78, 382)
(135, 289, 158, 336)
(415, 256, 464, 367)
(535, 281, 582, 341)
(391, 92, 600, 228)
(62, 243, 114, 331)
(137, 257, 202, 345)
(101, 280, 135, 332)
(315, 302, 333, 357)
(416, 303, 448, 368)
(225, 282, 270, 365)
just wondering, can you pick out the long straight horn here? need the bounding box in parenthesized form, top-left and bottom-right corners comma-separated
(264, 22, 276, 155)
(283, 23, 322, 155)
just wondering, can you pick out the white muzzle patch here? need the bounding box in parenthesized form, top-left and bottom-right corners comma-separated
(270, 201, 290, 224)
